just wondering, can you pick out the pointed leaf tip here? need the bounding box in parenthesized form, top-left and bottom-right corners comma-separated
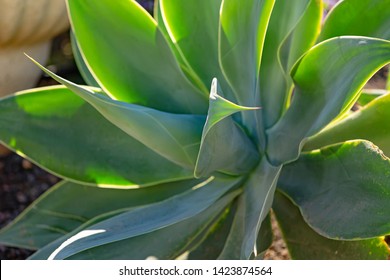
(194, 79, 260, 178)
(209, 78, 261, 116)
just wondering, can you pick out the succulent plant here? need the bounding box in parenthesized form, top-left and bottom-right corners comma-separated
(0, 0, 390, 259)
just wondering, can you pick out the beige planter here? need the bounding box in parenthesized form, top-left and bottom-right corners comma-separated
(0, 0, 69, 97)
(0, 0, 69, 155)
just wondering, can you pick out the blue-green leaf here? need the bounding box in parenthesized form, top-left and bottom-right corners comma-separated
(188, 202, 236, 260)
(219, 0, 275, 106)
(65, 190, 238, 260)
(278, 140, 390, 239)
(266, 37, 390, 165)
(67, 0, 207, 114)
(70, 32, 99, 87)
(47, 176, 242, 259)
(0, 86, 192, 186)
(218, 196, 273, 260)
(31, 58, 206, 169)
(160, 0, 237, 102)
(304, 92, 390, 157)
(260, 0, 322, 128)
(273, 191, 390, 260)
(194, 79, 260, 177)
(0, 179, 198, 249)
(240, 158, 281, 259)
(319, 0, 390, 42)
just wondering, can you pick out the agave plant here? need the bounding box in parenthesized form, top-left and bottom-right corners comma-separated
(0, 0, 390, 260)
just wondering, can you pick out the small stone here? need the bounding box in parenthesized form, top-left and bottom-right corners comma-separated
(48, 175, 59, 185)
(22, 159, 33, 170)
(16, 192, 27, 204)
(0, 145, 11, 156)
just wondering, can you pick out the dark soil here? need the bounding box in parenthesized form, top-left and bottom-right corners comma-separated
(0, 154, 59, 259)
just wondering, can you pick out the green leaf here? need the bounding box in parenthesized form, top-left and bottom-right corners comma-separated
(153, 0, 187, 70)
(255, 213, 273, 259)
(65, 190, 239, 260)
(219, 0, 275, 146)
(357, 89, 388, 106)
(319, 0, 390, 42)
(240, 158, 281, 259)
(273, 191, 390, 260)
(47, 176, 242, 259)
(70, 32, 99, 87)
(154, 0, 212, 95)
(260, 0, 322, 128)
(219, 158, 281, 259)
(28, 210, 128, 259)
(266, 37, 390, 165)
(278, 140, 390, 239)
(160, 0, 236, 103)
(31, 190, 238, 260)
(218, 195, 273, 260)
(31, 59, 205, 169)
(0, 86, 191, 186)
(153, 0, 166, 35)
(304, 93, 390, 156)
(278, 0, 322, 75)
(0, 179, 198, 250)
(219, 0, 275, 105)
(195, 79, 260, 177)
(187, 202, 236, 260)
(217, 195, 247, 259)
(67, 0, 207, 114)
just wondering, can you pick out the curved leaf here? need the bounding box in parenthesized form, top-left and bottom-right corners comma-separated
(260, 0, 322, 128)
(218, 195, 273, 260)
(29, 210, 126, 259)
(70, 32, 99, 87)
(0, 179, 198, 249)
(254, 213, 273, 260)
(357, 89, 388, 106)
(219, 0, 275, 105)
(153, 0, 186, 66)
(188, 202, 236, 260)
(160, 0, 237, 102)
(273, 191, 390, 260)
(67, 0, 207, 114)
(217, 195, 247, 260)
(319, 0, 390, 42)
(48, 176, 242, 259)
(66, 190, 238, 259)
(154, 0, 210, 95)
(240, 158, 281, 259)
(160, 0, 222, 82)
(212, 159, 281, 260)
(31, 60, 205, 169)
(195, 79, 260, 177)
(0, 86, 191, 186)
(278, 140, 390, 239)
(305, 93, 390, 156)
(266, 37, 390, 165)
